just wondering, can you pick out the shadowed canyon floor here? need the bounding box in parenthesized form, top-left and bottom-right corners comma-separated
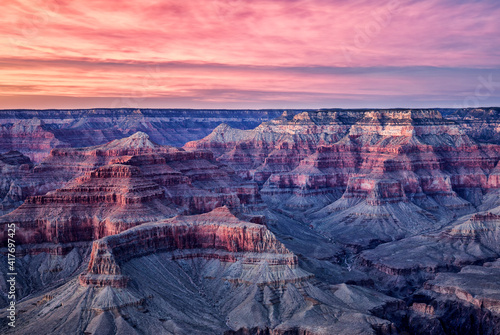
(1, 108, 500, 334)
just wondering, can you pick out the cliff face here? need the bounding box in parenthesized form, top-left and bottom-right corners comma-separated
(1, 163, 174, 245)
(0, 151, 33, 216)
(185, 110, 362, 181)
(187, 109, 500, 249)
(0, 109, 283, 162)
(354, 202, 500, 333)
(396, 263, 500, 334)
(79, 207, 297, 287)
(262, 109, 499, 203)
(443, 107, 500, 144)
(0, 133, 181, 215)
(0, 118, 67, 163)
(0, 132, 263, 246)
(2, 207, 399, 335)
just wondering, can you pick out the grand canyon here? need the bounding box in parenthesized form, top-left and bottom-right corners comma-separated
(0, 108, 499, 334)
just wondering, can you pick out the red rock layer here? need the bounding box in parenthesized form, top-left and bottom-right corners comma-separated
(1, 163, 174, 245)
(121, 150, 262, 213)
(28, 131, 260, 212)
(260, 110, 500, 209)
(80, 207, 296, 287)
(0, 132, 263, 247)
(184, 111, 361, 181)
(33, 131, 177, 181)
(341, 177, 408, 205)
(0, 132, 183, 209)
(0, 118, 68, 163)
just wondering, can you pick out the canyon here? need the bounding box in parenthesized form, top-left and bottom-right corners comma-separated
(1, 108, 500, 334)
(0, 109, 283, 163)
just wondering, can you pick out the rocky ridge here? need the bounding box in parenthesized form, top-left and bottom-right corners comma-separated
(0, 109, 284, 163)
(188, 109, 500, 248)
(1, 208, 399, 335)
(0, 132, 262, 248)
(184, 108, 500, 333)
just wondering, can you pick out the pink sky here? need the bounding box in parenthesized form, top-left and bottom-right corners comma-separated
(1, 0, 500, 109)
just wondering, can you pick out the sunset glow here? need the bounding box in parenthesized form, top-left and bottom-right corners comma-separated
(2, 0, 500, 109)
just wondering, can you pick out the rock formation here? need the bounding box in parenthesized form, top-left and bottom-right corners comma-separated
(0, 118, 67, 163)
(0, 132, 263, 247)
(185, 110, 362, 181)
(0, 109, 284, 162)
(189, 109, 500, 248)
(0, 151, 33, 215)
(443, 107, 500, 144)
(2, 208, 400, 335)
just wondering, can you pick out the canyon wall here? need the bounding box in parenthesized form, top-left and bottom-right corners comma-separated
(0, 109, 284, 162)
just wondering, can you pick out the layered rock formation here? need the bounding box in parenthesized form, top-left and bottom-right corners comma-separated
(0, 132, 263, 247)
(0, 118, 67, 163)
(3, 163, 175, 245)
(189, 109, 500, 248)
(360, 209, 500, 275)
(264, 109, 499, 211)
(0, 151, 33, 215)
(353, 203, 500, 332)
(79, 207, 298, 287)
(2, 108, 500, 334)
(0, 109, 283, 162)
(443, 107, 500, 144)
(185, 110, 362, 182)
(392, 263, 500, 334)
(1, 208, 399, 335)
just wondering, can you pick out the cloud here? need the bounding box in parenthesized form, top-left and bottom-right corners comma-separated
(1, 0, 500, 108)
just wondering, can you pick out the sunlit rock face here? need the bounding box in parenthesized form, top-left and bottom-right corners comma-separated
(184, 110, 362, 182)
(1, 208, 399, 335)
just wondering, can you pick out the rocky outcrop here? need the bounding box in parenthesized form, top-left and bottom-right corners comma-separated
(0, 132, 264, 247)
(1, 163, 175, 245)
(443, 107, 500, 144)
(32, 131, 177, 181)
(0, 132, 182, 214)
(250, 110, 500, 248)
(310, 177, 439, 248)
(263, 109, 499, 207)
(79, 207, 298, 288)
(424, 265, 500, 313)
(0, 151, 33, 215)
(394, 264, 500, 334)
(3, 108, 500, 334)
(1, 207, 400, 335)
(31, 131, 260, 212)
(359, 209, 500, 278)
(190, 110, 500, 209)
(0, 109, 284, 161)
(185, 110, 362, 181)
(0, 118, 68, 163)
